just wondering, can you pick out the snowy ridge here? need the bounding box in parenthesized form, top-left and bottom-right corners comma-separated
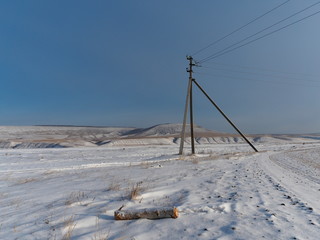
(0, 124, 319, 149)
(124, 123, 219, 137)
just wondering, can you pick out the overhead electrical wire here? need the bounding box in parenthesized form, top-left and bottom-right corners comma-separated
(199, 66, 320, 84)
(205, 61, 320, 78)
(199, 1, 320, 63)
(199, 1, 320, 64)
(192, 0, 291, 56)
(193, 71, 320, 88)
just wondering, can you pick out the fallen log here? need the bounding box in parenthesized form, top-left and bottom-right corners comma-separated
(114, 207, 179, 220)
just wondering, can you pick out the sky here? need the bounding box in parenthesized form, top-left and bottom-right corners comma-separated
(1, 0, 320, 134)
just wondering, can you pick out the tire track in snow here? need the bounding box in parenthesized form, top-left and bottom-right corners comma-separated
(255, 152, 320, 238)
(184, 152, 320, 239)
(0, 156, 181, 174)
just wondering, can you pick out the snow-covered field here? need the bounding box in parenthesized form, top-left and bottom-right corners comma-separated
(1, 130, 320, 239)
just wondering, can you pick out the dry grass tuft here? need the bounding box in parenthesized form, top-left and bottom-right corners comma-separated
(42, 170, 58, 176)
(196, 149, 214, 155)
(129, 181, 144, 200)
(139, 161, 151, 169)
(62, 216, 76, 240)
(91, 216, 110, 240)
(192, 158, 199, 164)
(65, 191, 88, 206)
(17, 178, 37, 184)
(0, 192, 8, 199)
(107, 181, 121, 191)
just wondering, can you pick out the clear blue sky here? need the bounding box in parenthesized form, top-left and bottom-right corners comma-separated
(1, 0, 320, 134)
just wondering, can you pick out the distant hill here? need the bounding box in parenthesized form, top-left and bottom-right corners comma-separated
(123, 123, 224, 138)
(0, 124, 319, 149)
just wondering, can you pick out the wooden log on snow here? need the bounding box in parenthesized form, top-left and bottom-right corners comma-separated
(114, 207, 179, 220)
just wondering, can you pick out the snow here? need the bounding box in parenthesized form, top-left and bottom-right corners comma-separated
(1, 128, 320, 239)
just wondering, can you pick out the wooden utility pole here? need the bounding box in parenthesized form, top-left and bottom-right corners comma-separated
(188, 57, 195, 154)
(179, 56, 258, 155)
(179, 75, 191, 155)
(179, 56, 196, 155)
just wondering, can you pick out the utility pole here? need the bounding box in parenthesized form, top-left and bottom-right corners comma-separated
(179, 56, 196, 155)
(188, 56, 195, 154)
(179, 56, 258, 155)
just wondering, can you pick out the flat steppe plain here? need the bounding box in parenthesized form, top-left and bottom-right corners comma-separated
(1, 125, 319, 239)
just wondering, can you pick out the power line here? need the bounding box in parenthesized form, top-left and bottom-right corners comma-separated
(199, 1, 320, 63)
(203, 61, 320, 78)
(192, 0, 291, 56)
(193, 71, 320, 88)
(200, 65, 320, 84)
(199, 6, 320, 63)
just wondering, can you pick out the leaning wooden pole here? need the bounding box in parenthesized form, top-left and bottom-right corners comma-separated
(193, 79, 258, 152)
(179, 77, 192, 155)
